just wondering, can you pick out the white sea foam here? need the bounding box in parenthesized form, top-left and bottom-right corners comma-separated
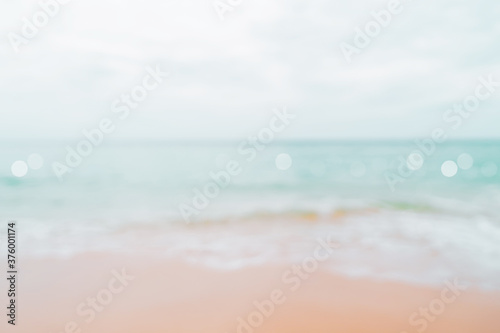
(11, 210, 500, 291)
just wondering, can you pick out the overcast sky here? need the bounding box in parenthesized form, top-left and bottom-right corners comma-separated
(1, 0, 499, 140)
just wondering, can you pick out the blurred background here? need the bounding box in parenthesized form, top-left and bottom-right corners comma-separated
(1, 0, 500, 300)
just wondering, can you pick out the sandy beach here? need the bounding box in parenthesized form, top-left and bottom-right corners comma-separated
(5, 252, 499, 333)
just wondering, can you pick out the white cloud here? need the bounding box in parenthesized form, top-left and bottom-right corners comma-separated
(0, 0, 499, 139)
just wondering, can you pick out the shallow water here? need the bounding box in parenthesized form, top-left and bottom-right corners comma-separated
(1, 140, 500, 288)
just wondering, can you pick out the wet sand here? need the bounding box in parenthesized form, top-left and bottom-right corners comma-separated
(5, 253, 500, 333)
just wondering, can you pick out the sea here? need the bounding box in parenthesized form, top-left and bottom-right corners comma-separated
(1, 140, 499, 289)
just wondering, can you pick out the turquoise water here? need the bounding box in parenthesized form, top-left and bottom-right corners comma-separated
(1, 140, 499, 223)
(1, 140, 500, 288)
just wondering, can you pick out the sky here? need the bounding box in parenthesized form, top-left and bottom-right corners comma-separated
(0, 0, 499, 140)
